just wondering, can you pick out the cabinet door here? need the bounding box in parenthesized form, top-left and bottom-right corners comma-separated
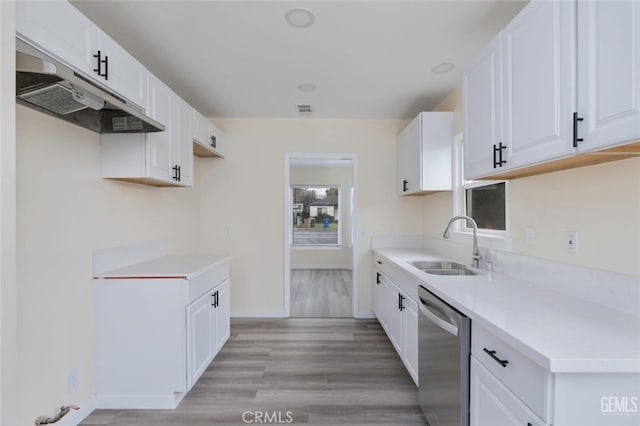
(577, 0, 640, 151)
(396, 115, 421, 195)
(387, 283, 404, 356)
(146, 74, 174, 182)
(214, 280, 230, 354)
(501, 0, 577, 170)
(186, 291, 215, 390)
(174, 96, 194, 187)
(373, 270, 386, 330)
(97, 31, 147, 109)
(464, 35, 503, 180)
(470, 357, 547, 426)
(403, 296, 419, 386)
(16, 1, 98, 80)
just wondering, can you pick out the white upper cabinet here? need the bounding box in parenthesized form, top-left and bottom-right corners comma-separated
(101, 74, 193, 187)
(501, 0, 577, 170)
(97, 31, 148, 109)
(16, 1, 98, 79)
(465, 0, 576, 179)
(397, 112, 453, 195)
(577, 0, 640, 151)
(192, 109, 225, 158)
(174, 96, 194, 187)
(16, 1, 147, 109)
(463, 35, 503, 180)
(464, 0, 640, 180)
(146, 74, 175, 183)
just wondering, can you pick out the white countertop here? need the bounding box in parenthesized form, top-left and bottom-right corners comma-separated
(93, 255, 231, 280)
(374, 248, 640, 374)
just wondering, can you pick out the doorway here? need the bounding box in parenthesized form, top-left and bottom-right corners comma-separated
(284, 154, 357, 318)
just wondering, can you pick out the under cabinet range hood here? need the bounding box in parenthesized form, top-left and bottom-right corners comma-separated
(15, 46, 164, 134)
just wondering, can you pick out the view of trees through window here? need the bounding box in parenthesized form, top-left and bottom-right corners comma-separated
(292, 186, 340, 246)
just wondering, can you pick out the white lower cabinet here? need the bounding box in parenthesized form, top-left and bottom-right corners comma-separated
(94, 260, 230, 409)
(373, 263, 419, 385)
(470, 357, 548, 426)
(186, 278, 229, 389)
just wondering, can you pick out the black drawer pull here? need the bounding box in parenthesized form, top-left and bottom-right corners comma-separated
(483, 347, 509, 367)
(376, 272, 381, 285)
(402, 180, 408, 192)
(376, 261, 382, 264)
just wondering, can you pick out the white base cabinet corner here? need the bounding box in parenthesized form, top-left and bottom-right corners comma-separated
(94, 257, 230, 409)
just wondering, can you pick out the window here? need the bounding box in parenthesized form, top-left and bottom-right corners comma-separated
(291, 186, 341, 247)
(453, 134, 509, 238)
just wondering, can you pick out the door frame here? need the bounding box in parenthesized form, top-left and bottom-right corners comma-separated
(283, 153, 359, 318)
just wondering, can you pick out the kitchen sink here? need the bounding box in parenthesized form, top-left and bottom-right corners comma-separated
(408, 260, 477, 276)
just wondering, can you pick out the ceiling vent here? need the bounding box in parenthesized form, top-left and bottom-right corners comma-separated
(297, 104, 312, 114)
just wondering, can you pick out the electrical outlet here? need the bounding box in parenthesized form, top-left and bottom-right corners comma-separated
(525, 226, 536, 246)
(67, 370, 78, 393)
(565, 231, 578, 255)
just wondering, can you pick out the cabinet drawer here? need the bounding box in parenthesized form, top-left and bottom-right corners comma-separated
(188, 263, 229, 304)
(472, 322, 551, 422)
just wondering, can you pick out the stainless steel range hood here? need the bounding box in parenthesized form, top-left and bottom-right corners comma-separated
(16, 44, 164, 134)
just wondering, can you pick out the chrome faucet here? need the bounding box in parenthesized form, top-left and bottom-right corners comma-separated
(443, 215, 482, 268)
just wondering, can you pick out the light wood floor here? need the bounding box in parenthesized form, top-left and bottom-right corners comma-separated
(81, 318, 426, 425)
(290, 269, 352, 318)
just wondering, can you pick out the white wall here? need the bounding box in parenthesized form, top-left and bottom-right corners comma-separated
(199, 118, 422, 316)
(290, 163, 352, 269)
(15, 105, 201, 425)
(0, 3, 18, 425)
(423, 89, 640, 277)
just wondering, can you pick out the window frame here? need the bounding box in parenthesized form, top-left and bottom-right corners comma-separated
(452, 133, 512, 250)
(290, 185, 342, 249)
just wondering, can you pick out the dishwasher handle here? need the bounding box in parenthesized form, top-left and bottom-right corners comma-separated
(419, 297, 458, 336)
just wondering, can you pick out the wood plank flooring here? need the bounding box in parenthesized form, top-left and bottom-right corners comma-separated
(290, 269, 352, 318)
(81, 318, 426, 425)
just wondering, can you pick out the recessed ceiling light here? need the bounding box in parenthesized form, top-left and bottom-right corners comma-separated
(285, 8, 316, 28)
(298, 83, 317, 92)
(431, 62, 455, 74)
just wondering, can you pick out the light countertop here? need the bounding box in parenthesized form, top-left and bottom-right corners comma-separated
(374, 248, 640, 374)
(93, 255, 231, 280)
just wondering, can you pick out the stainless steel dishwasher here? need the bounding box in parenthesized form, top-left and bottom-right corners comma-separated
(418, 285, 471, 426)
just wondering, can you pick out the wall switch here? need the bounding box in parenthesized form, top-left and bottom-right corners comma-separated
(565, 231, 578, 255)
(525, 226, 536, 246)
(67, 370, 78, 393)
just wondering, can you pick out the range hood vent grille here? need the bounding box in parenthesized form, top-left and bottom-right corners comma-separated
(297, 104, 312, 114)
(18, 83, 87, 115)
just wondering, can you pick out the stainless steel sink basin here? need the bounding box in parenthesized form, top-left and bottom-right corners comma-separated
(408, 260, 477, 276)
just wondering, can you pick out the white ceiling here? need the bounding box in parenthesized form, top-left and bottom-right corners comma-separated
(71, 1, 527, 119)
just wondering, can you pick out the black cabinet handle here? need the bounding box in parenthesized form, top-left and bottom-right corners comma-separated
(211, 293, 215, 306)
(376, 272, 381, 285)
(402, 180, 409, 192)
(493, 143, 507, 168)
(177, 165, 182, 182)
(573, 112, 584, 148)
(93, 50, 102, 76)
(93, 50, 109, 80)
(215, 290, 219, 307)
(172, 165, 179, 181)
(483, 347, 509, 367)
(398, 294, 405, 311)
(103, 55, 108, 80)
(210, 135, 217, 148)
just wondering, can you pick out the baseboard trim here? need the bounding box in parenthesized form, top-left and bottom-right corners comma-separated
(354, 310, 375, 319)
(291, 264, 353, 270)
(57, 397, 96, 426)
(231, 310, 287, 318)
(95, 392, 185, 409)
